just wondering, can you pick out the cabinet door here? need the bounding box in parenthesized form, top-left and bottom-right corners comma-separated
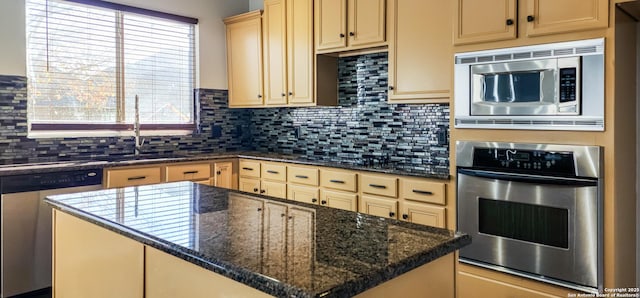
(360, 195, 398, 219)
(287, 206, 315, 288)
(214, 161, 233, 189)
(262, 180, 287, 199)
(524, 0, 608, 37)
(320, 189, 358, 211)
(400, 201, 446, 228)
(227, 195, 264, 271)
(287, 184, 320, 205)
(453, 0, 517, 45)
(263, 201, 288, 280)
(263, 0, 288, 106)
(286, 0, 314, 104)
(347, 0, 386, 47)
(53, 210, 143, 298)
(239, 177, 261, 194)
(388, 0, 452, 103)
(315, 0, 347, 51)
(225, 12, 264, 107)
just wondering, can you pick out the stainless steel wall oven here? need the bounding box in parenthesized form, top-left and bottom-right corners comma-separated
(456, 141, 603, 293)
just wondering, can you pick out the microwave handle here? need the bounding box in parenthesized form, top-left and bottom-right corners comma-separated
(457, 168, 597, 187)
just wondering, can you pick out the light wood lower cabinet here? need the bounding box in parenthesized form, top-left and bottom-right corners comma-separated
(400, 201, 446, 228)
(213, 161, 234, 189)
(399, 178, 446, 205)
(261, 180, 287, 199)
(360, 195, 398, 219)
(287, 184, 320, 205)
(319, 189, 358, 211)
(165, 163, 211, 183)
(320, 168, 357, 192)
(239, 177, 261, 194)
(104, 167, 162, 188)
(52, 210, 144, 298)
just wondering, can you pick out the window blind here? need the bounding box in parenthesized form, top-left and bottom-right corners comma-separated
(26, 0, 197, 129)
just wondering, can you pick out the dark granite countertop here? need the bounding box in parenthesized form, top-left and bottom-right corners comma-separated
(45, 182, 469, 298)
(0, 152, 450, 180)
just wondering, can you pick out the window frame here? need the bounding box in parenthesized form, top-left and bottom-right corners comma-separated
(26, 0, 199, 133)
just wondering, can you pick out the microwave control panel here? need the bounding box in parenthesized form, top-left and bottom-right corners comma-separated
(472, 148, 576, 175)
(559, 67, 577, 103)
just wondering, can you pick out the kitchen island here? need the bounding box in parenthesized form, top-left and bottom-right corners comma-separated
(45, 182, 469, 298)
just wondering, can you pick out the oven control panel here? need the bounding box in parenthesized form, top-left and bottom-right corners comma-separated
(472, 148, 576, 175)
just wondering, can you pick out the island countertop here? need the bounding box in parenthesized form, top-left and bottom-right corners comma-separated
(45, 182, 470, 298)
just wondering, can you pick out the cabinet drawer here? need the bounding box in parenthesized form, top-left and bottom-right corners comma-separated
(400, 201, 446, 228)
(399, 178, 446, 205)
(261, 163, 286, 182)
(319, 189, 358, 211)
(360, 195, 398, 219)
(239, 160, 261, 178)
(457, 271, 560, 298)
(287, 185, 320, 205)
(287, 166, 319, 186)
(319, 169, 357, 192)
(361, 174, 398, 198)
(165, 163, 211, 182)
(105, 167, 162, 188)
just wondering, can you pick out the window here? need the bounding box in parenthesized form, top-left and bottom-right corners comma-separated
(26, 0, 198, 132)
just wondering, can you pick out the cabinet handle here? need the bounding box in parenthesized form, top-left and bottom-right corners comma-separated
(288, 216, 293, 219)
(329, 179, 345, 184)
(389, 212, 395, 218)
(216, 171, 221, 175)
(295, 175, 309, 179)
(412, 190, 433, 195)
(321, 200, 327, 205)
(368, 184, 387, 189)
(257, 207, 262, 211)
(402, 214, 409, 220)
(183, 170, 198, 174)
(127, 176, 146, 181)
(288, 92, 293, 96)
(339, 33, 345, 38)
(388, 86, 394, 91)
(257, 94, 262, 98)
(266, 170, 279, 174)
(281, 92, 286, 97)
(527, 15, 535, 22)
(281, 213, 286, 217)
(242, 167, 254, 171)
(506, 19, 514, 26)
(253, 188, 259, 192)
(312, 198, 318, 203)
(260, 189, 266, 194)
(349, 32, 355, 36)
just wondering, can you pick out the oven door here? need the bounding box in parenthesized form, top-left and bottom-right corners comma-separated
(457, 169, 600, 290)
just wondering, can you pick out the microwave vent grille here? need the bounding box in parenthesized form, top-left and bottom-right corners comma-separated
(513, 52, 532, 59)
(576, 46, 598, 54)
(532, 50, 552, 58)
(494, 54, 512, 61)
(554, 48, 574, 56)
(455, 118, 605, 130)
(459, 57, 477, 64)
(477, 56, 494, 62)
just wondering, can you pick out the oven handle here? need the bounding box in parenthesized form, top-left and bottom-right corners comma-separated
(457, 168, 598, 187)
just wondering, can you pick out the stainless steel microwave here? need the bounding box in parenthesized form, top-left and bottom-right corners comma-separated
(454, 38, 604, 131)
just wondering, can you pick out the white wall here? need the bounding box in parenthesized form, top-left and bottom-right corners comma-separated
(0, 0, 249, 89)
(249, 0, 263, 10)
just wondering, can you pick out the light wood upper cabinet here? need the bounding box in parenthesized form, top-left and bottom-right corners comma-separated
(524, 0, 609, 37)
(225, 11, 264, 108)
(454, 0, 609, 45)
(453, 0, 517, 45)
(387, 0, 452, 103)
(263, 0, 314, 106)
(315, 0, 386, 53)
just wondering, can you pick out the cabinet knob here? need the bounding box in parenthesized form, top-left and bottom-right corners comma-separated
(312, 198, 318, 203)
(260, 189, 266, 194)
(288, 216, 293, 219)
(281, 213, 286, 217)
(402, 214, 409, 220)
(253, 188, 259, 192)
(216, 171, 221, 175)
(281, 92, 286, 97)
(389, 212, 395, 218)
(339, 33, 345, 38)
(349, 32, 355, 36)
(506, 19, 514, 26)
(388, 86, 394, 91)
(321, 200, 327, 205)
(288, 92, 293, 96)
(257, 94, 262, 98)
(527, 15, 535, 22)
(257, 208, 262, 211)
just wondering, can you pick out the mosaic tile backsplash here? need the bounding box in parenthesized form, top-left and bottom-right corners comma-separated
(0, 75, 251, 164)
(0, 52, 449, 172)
(247, 53, 450, 172)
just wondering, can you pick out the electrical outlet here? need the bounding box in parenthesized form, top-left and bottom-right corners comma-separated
(211, 125, 222, 138)
(294, 126, 301, 139)
(437, 126, 448, 145)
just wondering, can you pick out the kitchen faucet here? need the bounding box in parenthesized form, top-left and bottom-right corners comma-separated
(134, 95, 145, 156)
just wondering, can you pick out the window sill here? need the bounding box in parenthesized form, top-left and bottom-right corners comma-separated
(27, 129, 193, 139)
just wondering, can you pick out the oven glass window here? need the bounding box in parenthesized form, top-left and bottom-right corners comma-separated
(481, 71, 541, 103)
(478, 198, 569, 249)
